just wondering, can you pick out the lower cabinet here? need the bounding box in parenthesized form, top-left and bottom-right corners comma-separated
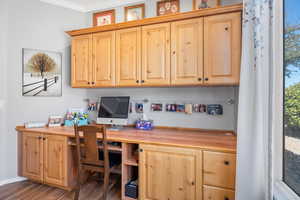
(139, 145, 236, 200)
(139, 144, 202, 200)
(22, 132, 44, 182)
(22, 132, 73, 189)
(203, 185, 235, 200)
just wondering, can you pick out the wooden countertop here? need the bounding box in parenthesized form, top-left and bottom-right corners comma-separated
(16, 126, 237, 153)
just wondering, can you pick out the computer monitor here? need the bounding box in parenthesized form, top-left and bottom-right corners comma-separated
(97, 96, 130, 126)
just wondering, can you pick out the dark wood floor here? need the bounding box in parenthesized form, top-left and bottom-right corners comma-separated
(0, 180, 121, 200)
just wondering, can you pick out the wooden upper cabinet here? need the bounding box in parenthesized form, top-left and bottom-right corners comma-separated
(22, 132, 44, 182)
(71, 35, 92, 87)
(92, 31, 116, 87)
(139, 144, 202, 200)
(43, 135, 68, 187)
(142, 23, 171, 86)
(204, 12, 241, 85)
(116, 27, 141, 87)
(171, 18, 204, 85)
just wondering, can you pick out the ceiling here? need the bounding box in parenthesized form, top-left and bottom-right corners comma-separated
(40, 0, 143, 12)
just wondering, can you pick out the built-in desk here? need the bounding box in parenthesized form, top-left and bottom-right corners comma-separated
(16, 126, 237, 200)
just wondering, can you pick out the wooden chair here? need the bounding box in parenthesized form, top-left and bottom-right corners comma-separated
(73, 124, 116, 200)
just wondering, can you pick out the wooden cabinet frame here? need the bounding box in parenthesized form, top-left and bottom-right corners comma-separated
(68, 5, 242, 88)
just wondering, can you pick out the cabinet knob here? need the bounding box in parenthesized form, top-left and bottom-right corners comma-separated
(43, 137, 46, 141)
(139, 149, 143, 152)
(204, 78, 209, 81)
(88, 82, 90, 85)
(141, 80, 145, 83)
(225, 27, 229, 31)
(92, 82, 95, 85)
(198, 78, 202, 81)
(173, 51, 176, 55)
(224, 161, 230, 165)
(224, 197, 229, 200)
(136, 80, 139, 83)
(37, 136, 42, 140)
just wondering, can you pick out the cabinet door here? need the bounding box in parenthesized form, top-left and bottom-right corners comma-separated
(139, 144, 202, 200)
(92, 31, 116, 87)
(203, 185, 235, 200)
(171, 18, 204, 85)
(142, 23, 171, 86)
(71, 35, 92, 87)
(43, 135, 68, 187)
(22, 132, 44, 182)
(203, 151, 236, 189)
(204, 12, 241, 85)
(116, 27, 141, 87)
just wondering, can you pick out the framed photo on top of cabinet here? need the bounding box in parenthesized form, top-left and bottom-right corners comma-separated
(193, 0, 220, 10)
(125, 4, 145, 22)
(93, 9, 115, 26)
(157, 0, 180, 16)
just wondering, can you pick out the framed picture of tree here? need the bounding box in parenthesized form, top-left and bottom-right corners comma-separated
(22, 49, 62, 97)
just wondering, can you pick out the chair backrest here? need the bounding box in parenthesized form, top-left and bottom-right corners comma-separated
(74, 124, 109, 170)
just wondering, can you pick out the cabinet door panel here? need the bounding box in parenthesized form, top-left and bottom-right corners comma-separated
(204, 12, 241, 85)
(22, 132, 43, 182)
(116, 27, 141, 86)
(171, 18, 203, 85)
(203, 151, 236, 189)
(142, 23, 171, 86)
(44, 135, 68, 187)
(203, 185, 235, 200)
(139, 144, 202, 200)
(93, 31, 116, 87)
(71, 35, 92, 87)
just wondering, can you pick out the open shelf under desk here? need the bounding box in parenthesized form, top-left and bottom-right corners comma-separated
(68, 141, 123, 152)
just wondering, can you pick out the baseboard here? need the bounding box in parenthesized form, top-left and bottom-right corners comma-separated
(0, 176, 27, 186)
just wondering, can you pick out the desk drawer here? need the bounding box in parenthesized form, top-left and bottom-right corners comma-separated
(203, 185, 235, 200)
(203, 151, 236, 189)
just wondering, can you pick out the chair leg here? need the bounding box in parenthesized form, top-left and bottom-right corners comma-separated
(74, 186, 81, 200)
(101, 172, 110, 200)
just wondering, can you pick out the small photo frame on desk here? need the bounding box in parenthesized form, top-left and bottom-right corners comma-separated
(93, 9, 115, 27)
(48, 116, 63, 127)
(125, 4, 145, 22)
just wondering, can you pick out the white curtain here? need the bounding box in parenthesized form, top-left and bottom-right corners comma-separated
(236, 0, 274, 200)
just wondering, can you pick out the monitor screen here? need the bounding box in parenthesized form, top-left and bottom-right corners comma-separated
(98, 96, 130, 119)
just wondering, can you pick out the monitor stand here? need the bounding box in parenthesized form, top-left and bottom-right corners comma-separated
(108, 124, 124, 131)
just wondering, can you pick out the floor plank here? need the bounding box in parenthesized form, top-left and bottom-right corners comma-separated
(0, 180, 121, 200)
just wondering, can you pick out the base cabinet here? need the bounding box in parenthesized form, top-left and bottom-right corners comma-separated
(21, 132, 73, 189)
(139, 144, 202, 200)
(22, 132, 44, 182)
(203, 185, 235, 200)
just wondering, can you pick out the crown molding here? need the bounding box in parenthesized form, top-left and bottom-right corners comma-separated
(40, 0, 144, 13)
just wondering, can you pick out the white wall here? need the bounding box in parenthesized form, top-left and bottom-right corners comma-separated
(1, 0, 88, 182)
(0, 0, 240, 182)
(86, 0, 242, 25)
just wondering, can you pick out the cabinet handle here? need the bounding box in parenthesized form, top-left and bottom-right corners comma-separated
(136, 80, 139, 83)
(141, 80, 145, 83)
(224, 161, 230, 165)
(225, 27, 229, 31)
(139, 149, 143, 152)
(92, 82, 95, 85)
(204, 78, 209, 81)
(88, 82, 90, 85)
(198, 78, 202, 81)
(43, 137, 46, 141)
